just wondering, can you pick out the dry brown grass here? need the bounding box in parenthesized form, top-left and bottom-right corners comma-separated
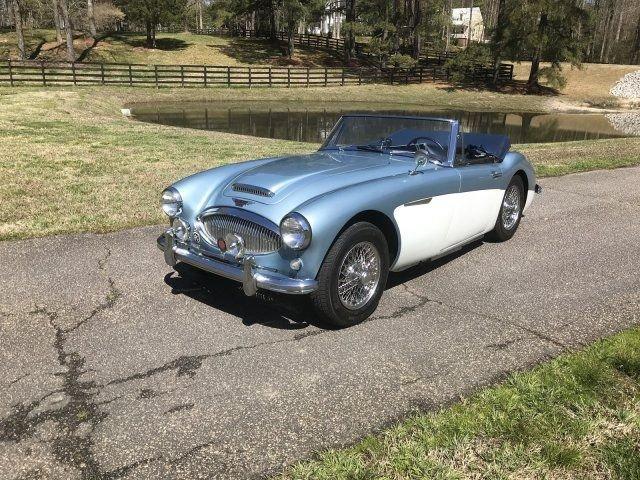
(513, 62, 639, 106)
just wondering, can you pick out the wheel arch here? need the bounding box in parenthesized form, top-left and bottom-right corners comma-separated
(514, 169, 529, 204)
(335, 210, 400, 266)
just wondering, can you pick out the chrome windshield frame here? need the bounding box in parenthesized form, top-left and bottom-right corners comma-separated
(318, 115, 460, 167)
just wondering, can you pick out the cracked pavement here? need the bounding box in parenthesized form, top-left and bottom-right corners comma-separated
(1, 166, 639, 479)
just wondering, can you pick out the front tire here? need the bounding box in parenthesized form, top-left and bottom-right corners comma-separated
(311, 222, 389, 327)
(488, 175, 524, 242)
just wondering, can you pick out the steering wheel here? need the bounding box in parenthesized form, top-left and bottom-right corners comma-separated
(406, 136, 446, 153)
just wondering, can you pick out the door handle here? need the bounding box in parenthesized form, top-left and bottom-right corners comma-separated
(491, 170, 502, 178)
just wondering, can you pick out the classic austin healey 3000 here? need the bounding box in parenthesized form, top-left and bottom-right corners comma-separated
(158, 115, 540, 327)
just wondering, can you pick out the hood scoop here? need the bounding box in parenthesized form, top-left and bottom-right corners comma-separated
(231, 183, 274, 198)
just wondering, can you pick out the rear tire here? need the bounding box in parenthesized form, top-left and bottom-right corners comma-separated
(488, 175, 525, 242)
(310, 222, 389, 328)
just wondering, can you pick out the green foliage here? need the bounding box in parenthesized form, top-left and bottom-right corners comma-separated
(116, 0, 187, 45)
(492, 0, 590, 88)
(445, 43, 492, 83)
(387, 53, 416, 69)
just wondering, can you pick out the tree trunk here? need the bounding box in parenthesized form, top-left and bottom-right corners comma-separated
(344, 0, 356, 61)
(632, 12, 640, 64)
(87, 0, 97, 37)
(52, 0, 63, 42)
(467, 0, 473, 45)
(445, 0, 451, 51)
(58, 0, 75, 61)
(527, 11, 548, 89)
(10, 0, 25, 59)
(287, 31, 294, 58)
(411, 0, 421, 59)
(198, 0, 204, 30)
(146, 19, 152, 47)
(491, 0, 507, 84)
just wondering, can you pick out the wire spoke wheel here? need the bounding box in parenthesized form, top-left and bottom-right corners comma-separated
(501, 185, 521, 230)
(337, 241, 381, 310)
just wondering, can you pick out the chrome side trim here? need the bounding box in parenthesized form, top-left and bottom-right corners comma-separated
(404, 197, 432, 207)
(157, 234, 317, 295)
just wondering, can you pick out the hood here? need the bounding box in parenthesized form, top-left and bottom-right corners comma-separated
(222, 151, 408, 205)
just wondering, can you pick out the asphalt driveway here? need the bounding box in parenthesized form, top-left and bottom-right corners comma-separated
(1, 166, 639, 479)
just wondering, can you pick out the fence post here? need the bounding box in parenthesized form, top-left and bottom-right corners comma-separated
(341, 68, 345, 86)
(324, 67, 328, 86)
(203, 66, 208, 88)
(419, 66, 423, 83)
(268, 66, 272, 87)
(128, 64, 132, 86)
(180, 65, 184, 87)
(154, 65, 158, 88)
(101, 63, 105, 85)
(227, 66, 231, 87)
(248, 67, 252, 88)
(7, 59, 13, 86)
(306, 67, 310, 87)
(41, 62, 46, 86)
(287, 68, 290, 88)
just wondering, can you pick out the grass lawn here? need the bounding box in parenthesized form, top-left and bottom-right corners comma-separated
(1, 85, 639, 241)
(0, 29, 343, 67)
(281, 327, 640, 479)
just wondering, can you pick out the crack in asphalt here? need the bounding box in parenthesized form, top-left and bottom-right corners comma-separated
(395, 283, 570, 351)
(369, 283, 442, 321)
(0, 245, 134, 480)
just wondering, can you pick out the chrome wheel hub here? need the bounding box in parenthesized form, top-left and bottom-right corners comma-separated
(337, 241, 381, 310)
(501, 185, 521, 230)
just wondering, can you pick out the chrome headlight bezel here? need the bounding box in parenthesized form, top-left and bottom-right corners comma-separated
(280, 213, 312, 250)
(161, 187, 182, 218)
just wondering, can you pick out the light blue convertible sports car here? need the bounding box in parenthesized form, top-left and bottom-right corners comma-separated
(158, 115, 541, 326)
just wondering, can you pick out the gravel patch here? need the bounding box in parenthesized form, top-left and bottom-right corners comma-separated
(606, 113, 640, 135)
(611, 70, 640, 99)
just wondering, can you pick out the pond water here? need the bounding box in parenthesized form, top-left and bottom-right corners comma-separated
(129, 101, 638, 144)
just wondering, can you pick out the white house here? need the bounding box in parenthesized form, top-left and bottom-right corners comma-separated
(451, 7, 485, 46)
(309, 0, 345, 38)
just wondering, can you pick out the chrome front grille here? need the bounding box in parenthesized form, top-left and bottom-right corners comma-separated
(231, 183, 274, 198)
(202, 213, 281, 254)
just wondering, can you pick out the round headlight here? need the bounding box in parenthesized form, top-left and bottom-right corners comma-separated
(171, 217, 190, 242)
(280, 213, 311, 250)
(161, 188, 182, 217)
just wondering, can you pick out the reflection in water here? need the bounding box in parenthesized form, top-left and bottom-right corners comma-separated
(130, 103, 636, 144)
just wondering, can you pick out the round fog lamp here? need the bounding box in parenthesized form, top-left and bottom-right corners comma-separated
(172, 218, 190, 242)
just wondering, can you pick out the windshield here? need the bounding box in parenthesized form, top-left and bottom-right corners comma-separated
(320, 115, 455, 163)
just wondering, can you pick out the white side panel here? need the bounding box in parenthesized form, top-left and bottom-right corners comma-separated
(392, 189, 504, 271)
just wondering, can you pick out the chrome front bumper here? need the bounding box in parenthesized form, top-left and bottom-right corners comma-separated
(157, 232, 317, 295)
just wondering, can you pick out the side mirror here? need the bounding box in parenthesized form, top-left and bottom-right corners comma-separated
(410, 150, 429, 175)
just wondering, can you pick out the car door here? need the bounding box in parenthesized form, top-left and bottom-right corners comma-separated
(445, 154, 504, 248)
(392, 166, 462, 270)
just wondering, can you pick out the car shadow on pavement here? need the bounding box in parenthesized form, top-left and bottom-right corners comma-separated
(164, 263, 332, 330)
(164, 239, 484, 331)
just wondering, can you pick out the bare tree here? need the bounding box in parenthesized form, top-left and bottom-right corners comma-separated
(58, 0, 75, 61)
(52, 0, 63, 42)
(87, 0, 97, 37)
(10, 0, 26, 59)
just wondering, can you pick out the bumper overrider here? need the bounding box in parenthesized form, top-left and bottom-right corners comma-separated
(157, 231, 318, 296)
